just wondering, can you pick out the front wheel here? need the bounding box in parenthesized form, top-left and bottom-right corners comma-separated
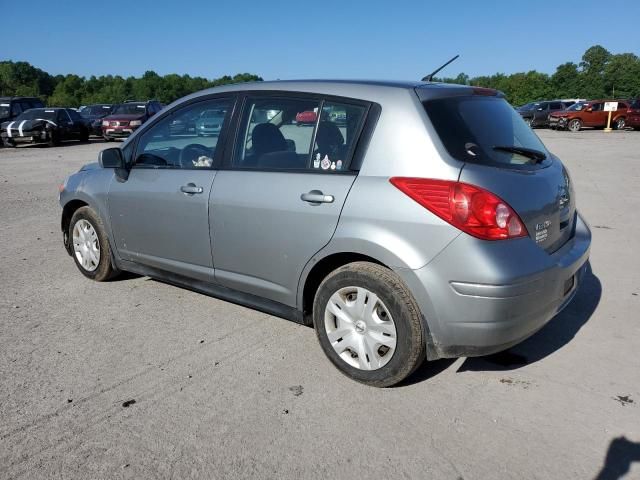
(69, 207, 120, 281)
(568, 119, 582, 132)
(313, 262, 425, 387)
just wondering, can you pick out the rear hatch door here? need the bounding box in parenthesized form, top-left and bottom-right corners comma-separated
(421, 92, 575, 253)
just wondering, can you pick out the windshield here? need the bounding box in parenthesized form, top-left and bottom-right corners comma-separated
(113, 103, 146, 115)
(567, 103, 585, 111)
(17, 109, 58, 121)
(81, 105, 113, 117)
(423, 96, 549, 168)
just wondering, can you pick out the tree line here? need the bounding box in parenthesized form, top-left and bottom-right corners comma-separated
(0, 61, 262, 106)
(434, 45, 640, 106)
(1, 44, 639, 108)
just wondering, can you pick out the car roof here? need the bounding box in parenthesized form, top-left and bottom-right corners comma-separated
(174, 79, 475, 105)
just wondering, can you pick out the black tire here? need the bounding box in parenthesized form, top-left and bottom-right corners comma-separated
(525, 117, 534, 128)
(613, 117, 626, 130)
(568, 119, 582, 132)
(47, 131, 60, 147)
(313, 261, 425, 387)
(80, 127, 89, 142)
(69, 206, 120, 282)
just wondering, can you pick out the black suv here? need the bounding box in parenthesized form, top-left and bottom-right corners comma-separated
(517, 100, 572, 128)
(0, 97, 45, 145)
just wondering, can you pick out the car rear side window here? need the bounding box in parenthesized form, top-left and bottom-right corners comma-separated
(133, 97, 233, 169)
(234, 97, 321, 170)
(423, 96, 549, 168)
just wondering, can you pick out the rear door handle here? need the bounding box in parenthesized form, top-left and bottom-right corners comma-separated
(301, 190, 334, 204)
(181, 183, 203, 195)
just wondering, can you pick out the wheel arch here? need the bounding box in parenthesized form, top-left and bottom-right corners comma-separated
(61, 199, 89, 254)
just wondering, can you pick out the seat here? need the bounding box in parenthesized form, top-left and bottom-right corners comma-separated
(314, 121, 346, 161)
(252, 123, 288, 156)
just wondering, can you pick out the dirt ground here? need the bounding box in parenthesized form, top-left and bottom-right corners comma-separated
(0, 129, 638, 479)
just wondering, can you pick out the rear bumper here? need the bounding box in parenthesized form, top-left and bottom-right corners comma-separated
(396, 212, 591, 359)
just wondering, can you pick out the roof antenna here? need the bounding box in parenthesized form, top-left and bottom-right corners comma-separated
(422, 55, 460, 82)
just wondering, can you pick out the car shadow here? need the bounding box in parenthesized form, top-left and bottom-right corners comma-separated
(456, 261, 601, 373)
(594, 437, 640, 480)
(11, 138, 108, 149)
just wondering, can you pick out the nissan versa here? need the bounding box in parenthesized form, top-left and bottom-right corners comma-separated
(58, 80, 591, 387)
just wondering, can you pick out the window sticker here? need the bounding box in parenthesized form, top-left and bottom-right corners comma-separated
(336, 160, 343, 170)
(193, 155, 213, 167)
(321, 155, 331, 170)
(313, 153, 321, 169)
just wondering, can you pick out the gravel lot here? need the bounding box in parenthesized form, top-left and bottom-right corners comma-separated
(1, 130, 639, 479)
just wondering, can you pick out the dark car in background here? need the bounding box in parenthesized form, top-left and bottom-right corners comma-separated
(1, 108, 89, 147)
(101, 100, 162, 141)
(79, 104, 114, 136)
(0, 97, 45, 145)
(517, 100, 572, 128)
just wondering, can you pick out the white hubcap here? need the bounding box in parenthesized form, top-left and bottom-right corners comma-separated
(72, 219, 100, 272)
(324, 286, 397, 371)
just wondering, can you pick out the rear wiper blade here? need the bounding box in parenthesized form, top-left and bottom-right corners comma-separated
(493, 145, 547, 162)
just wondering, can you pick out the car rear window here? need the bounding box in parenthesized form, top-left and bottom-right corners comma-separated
(423, 96, 550, 168)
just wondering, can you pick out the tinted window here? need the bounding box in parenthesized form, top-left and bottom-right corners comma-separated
(134, 98, 232, 169)
(424, 96, 548, 167)
(113, 103, 147, 115)
(550, 102, 563, 110)
(567, 103, 584, 111)
(17, 109, 57, 121)
(591, 103, 603, 111)
(617, 102, 628, 110)
(11, 103, 23, 116)
(312, 101, 366, 171)
(67, 109, 82, 121)
(234, 97, 321, 170)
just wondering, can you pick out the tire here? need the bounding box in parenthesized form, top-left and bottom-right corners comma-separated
(614, 117, 626, 130)
(524, 117, 534, 128)
(103, 136, 113, 142)
(568, 119, 582, 132)
(313, 261, 425, 387)
(80, 128, 89, 142)
(69, 206, 120, 282)
(47, 131, 60, 147)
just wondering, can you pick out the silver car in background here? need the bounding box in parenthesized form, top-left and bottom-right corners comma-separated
(59, 80, 591, 387)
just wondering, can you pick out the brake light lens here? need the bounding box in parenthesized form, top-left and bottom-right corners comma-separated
(389, 177, 528, 240)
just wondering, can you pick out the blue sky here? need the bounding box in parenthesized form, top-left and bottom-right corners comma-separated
(3, 0, 639, 80)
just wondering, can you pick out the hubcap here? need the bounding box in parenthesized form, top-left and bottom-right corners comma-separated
(324, 286, 397, 371)
(72, 219, 100, 272)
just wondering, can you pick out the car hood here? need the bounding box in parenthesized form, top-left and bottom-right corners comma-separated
(79, 162, 100, 172)
(103, 114, 145, 121)
(1, 118, 57, 130)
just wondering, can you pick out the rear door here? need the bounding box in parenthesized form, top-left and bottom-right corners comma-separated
(423, 94, 575, 253)
(108, 96, 234, 281)
(210, 94, 369, 307)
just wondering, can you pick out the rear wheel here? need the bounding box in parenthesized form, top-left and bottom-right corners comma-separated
(313, 262, 425, 387)
(568, 119, 582, 132)
(69, 206, 120, 281)
(614, 117, 626, 130)
(47, 131, 60, 147)
(525, 118, 534, 128)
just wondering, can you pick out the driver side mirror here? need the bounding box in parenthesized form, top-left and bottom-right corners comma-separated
(99, 147, 125, 168)
(99, 147, 129, 181)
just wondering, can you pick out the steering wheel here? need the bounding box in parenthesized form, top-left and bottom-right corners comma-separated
(179, 143, 213, 168)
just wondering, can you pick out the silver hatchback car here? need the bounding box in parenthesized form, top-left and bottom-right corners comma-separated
(59, 80, 591, 387)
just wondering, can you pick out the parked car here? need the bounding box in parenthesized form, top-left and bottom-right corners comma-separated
(625, 99, 640, 130)
(296, 110, 317, 125)
(517, 100, 572, 128)
(549, 99, 630, 132)
(59, 80, 590, 387)
(195, 108, 226, 136)
(548, 102, 586, 129)
(79, 104, 114, 136)
(0, 96, 45, 145)
(1, 107, 89, 147)
(101, 100, 163, 141)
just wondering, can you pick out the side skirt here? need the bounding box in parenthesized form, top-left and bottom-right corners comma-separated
(117, 259, 306, 325)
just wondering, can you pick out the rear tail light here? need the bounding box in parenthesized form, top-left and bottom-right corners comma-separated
(389, 177, 528, 240)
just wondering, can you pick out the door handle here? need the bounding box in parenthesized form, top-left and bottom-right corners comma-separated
(181, 183, 203, 195)
(301, 190, 334, 204)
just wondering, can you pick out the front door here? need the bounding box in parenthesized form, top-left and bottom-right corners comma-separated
(211, 95, 369, 307)
(108, 97, 234, 281)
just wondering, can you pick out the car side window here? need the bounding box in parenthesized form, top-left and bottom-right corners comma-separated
(312, 101, 367, 171)
(68, 109, 82, 121)
(591, 103, 603, 111)
(234, 96, 321, 170)
(11, 102, 22, 116)
(133, 97, 232, 170)
(550, 102, 562, 110)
